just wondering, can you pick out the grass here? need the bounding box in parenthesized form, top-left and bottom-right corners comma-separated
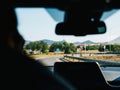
(27, 53, 64, 59)
(82, 56, 120, 62)
(26, 51, 120, 62)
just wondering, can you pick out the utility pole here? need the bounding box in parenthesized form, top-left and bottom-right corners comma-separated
(84, 44, 86, 55)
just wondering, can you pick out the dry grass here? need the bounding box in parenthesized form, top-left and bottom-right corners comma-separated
(26, 51, 120, 63)
(78, 50, 120, 62)
(82, 56, 120, 62)
(27, 53, 64, 59)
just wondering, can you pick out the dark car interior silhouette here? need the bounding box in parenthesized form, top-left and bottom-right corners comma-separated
(1, 0, 120, 90)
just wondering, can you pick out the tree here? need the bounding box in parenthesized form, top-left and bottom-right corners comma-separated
(86, 45, 99, 50)
(63, 42, 76, 54)
(111, 44, 120, 53)
(49, 42, 59, 52)
(24, 41, 48, 53)
(105, 44, 120, 53)
(98, 45, 104, 52)
(49, 41, 77, 54)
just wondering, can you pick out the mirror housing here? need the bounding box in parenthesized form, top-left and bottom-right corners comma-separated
(55, 5, 106, 36)
(55, 21, 106, 36)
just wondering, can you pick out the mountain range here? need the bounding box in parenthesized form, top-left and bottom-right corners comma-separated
(25, 36, 120, 45)
(107, 36, 120, 44)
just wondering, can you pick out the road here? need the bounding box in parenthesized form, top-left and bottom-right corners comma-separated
(36, 56, 63, 66)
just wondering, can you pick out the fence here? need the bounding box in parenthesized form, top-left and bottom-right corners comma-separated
(63, 55, 120, 66)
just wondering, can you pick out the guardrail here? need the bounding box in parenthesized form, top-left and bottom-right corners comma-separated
(63, 56, 120, 66)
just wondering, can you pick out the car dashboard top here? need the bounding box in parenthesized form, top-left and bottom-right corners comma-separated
(46, 62, 120, 89)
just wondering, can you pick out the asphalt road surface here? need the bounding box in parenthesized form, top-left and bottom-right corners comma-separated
(36, 56, 63, 66)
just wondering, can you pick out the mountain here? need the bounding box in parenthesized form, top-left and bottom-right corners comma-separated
(74, 40, 97, 45)
(40, 39, 55, 45)
(40, 39, 65, 45)
(81, 40, 97, 44)
(24, 40, 32, 45)
(74, 42, 82, 44)
(25, 39, 98, 45)
(108, 36, 120, 44)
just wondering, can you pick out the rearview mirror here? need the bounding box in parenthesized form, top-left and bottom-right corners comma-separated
(55, 21, 106, 36)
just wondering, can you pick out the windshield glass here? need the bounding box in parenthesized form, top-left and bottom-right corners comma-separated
(15, 8, 120, 67)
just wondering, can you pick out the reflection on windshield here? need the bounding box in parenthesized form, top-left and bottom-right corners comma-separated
(15, 8, 120, 66)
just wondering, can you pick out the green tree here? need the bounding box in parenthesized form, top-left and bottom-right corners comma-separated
(49, 41, 77, 54)
(49, 42, 59, 52)
(112, 44, 120, 53)
(25, 41, 48, 53)
(63, 42, 77, 54)
(98, 45, 104, 52)
(86, 45, 99, 50)
(105, 44, 120, 53)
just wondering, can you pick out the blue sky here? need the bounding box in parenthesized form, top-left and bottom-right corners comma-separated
(15, 8, 120, 43)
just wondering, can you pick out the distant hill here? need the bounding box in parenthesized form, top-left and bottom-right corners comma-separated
(23, 36, 120, 46)
(73, 42, 82, 44)
(24, 40, 32, 45)
(81, 40, 97, 44)
(25, 39, 98, 45)
(40, 39, 55, 45)
(40, 39, 65, 45)
(74, 40, 97, 45)
(40, 39, 98, 45)
(108, 36, 120, 44)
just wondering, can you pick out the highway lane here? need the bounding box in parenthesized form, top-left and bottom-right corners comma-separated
(36, 56, 63, 66)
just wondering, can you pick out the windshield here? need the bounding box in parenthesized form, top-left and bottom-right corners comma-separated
(15, 8, 120, 67)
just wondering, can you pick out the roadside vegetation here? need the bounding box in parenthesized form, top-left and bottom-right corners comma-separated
(82, 56, 120, 62)
(23, 41, 120, 62)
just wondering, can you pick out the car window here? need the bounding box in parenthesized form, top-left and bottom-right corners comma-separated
(15, 7, 120, 67)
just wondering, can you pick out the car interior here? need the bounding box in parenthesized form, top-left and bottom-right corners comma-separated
(2, 0, 120, 90)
